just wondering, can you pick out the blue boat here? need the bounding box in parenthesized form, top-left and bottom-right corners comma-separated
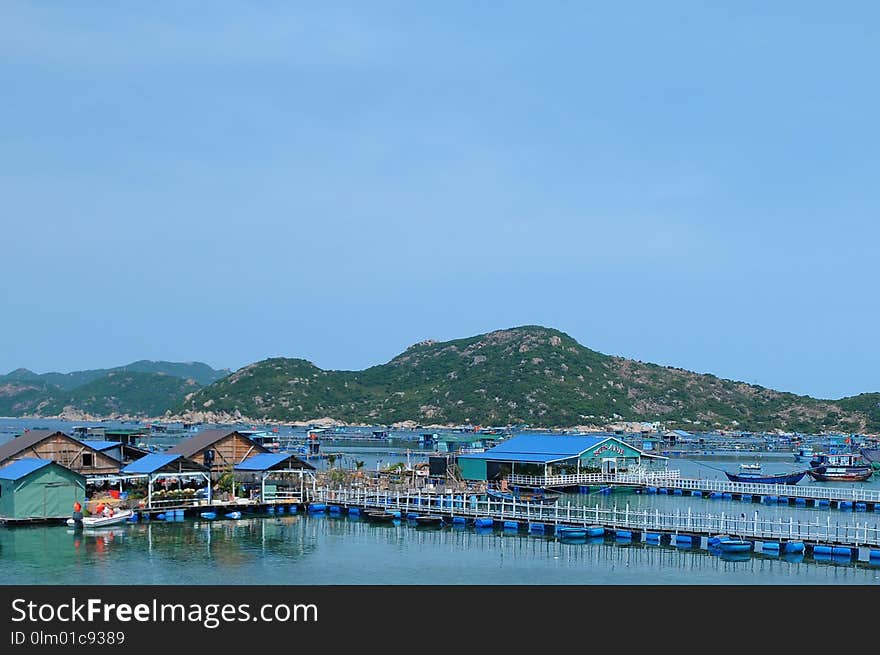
(724, 470, 806, 485)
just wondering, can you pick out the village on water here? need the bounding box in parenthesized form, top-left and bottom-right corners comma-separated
(3, 419, 880, 566)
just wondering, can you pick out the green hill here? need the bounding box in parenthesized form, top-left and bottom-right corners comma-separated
(37, 371, 201, 417)
(178, 326, 878, 432)
(0, 360, 229, 390)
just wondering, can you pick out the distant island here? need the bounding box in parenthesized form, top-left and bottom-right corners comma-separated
(1, 327, 877, 433)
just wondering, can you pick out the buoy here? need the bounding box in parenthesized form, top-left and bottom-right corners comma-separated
(73, 502, 82, 512)
(225, 511, 242, 519)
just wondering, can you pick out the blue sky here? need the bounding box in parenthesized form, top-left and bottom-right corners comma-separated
(1, 2, 877, 399)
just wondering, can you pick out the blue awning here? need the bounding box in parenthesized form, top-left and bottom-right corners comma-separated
(121, 453, 181, 474)
(0, 458, 53, 481)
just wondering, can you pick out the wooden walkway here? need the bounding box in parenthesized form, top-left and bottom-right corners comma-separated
(308, 487, 880, 557)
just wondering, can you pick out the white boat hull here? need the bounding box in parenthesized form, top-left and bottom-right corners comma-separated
(67, 509, 133, 528)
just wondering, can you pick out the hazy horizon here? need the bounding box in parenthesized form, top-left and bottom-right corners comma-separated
(2, 3, 878, 399)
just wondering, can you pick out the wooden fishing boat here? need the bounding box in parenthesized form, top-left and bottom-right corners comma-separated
(67, 509, 133, 528)
(724, 470, 806, 485)
(807, 466, 873, 482)
(807, 453, 873, 482)
(364, 510, 396, 523)
(412, 515, 444, 526)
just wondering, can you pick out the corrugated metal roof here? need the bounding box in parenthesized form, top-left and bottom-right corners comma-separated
(121, 453, 181, 474)
(0, 458, 53, 481)
(0, 430, 62, 463)
(165, 429, 268, 458)
(79, 440, 120, 452)
(234, 453, 315, 472)
(457, 433, 624, 463)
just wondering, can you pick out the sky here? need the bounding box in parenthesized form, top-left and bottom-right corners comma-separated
(1, 2, 878, 399)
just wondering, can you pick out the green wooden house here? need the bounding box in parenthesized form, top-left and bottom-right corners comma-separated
(0, 458, 86, 521)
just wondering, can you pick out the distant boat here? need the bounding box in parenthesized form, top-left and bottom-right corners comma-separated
(807, 466, 873, 482)
(740, 462, 762, 471)
(724, 470, 807, 485)
(794, 446, 814, 462)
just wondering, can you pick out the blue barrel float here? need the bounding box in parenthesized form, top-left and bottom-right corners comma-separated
(288, 505, 297, 514)
(719, 539, 751, 553)
(722, 493, 733, 499)
(763, 496, 778, 504)
(528, 523, 545, 533)
(691, 491, 702, 497)
(658, 488, 669, 495)
(831, 546, 852, 558)
(785, 542, 805, 554)
(761, 542, 780, 554)
(777, 497, 789, 504)
(225, 511, 242, 520)
(155, 513, 166, 520)
(813, 545, 833, 557)
(453, 516, 467, 525)
(586, 526, 605, 537)
(645, 533, 661, 544)
(329, 505, 342, 514)
(503, 521, 519, 531)
(815, 499, 830, 507)
(200, 512, 217, 520)
(839, 501, 853, 511)
(266, 506, 276, 513)
(615, 530, 633, 541)
(646, 487, 658, 495)
(474, 518, 494, 528)
(856, 502, 867, 512)
(869, 550, 880, 562)
(794, 498, 807, 505)
(407, 512, 420, 521)
(308, 503, 326, 514)
(673, 489, 683, 496)
(674, 534, 693, 547)
(277, 505, 286, 514)
(709, 492, 723, 499)
(348, 507, 361, 516)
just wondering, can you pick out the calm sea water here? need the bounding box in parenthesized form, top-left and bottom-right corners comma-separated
(2, 418, 880, 585)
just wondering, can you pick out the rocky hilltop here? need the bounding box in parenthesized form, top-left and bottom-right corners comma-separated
(176, 326, 878, 432)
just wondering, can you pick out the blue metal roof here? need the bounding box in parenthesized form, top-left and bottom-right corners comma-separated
(121, 453, 180, 474)
(234, 453, 296, 471)
(458, 434, 614, 463)
(0, 458, 53, 481)
(80, 440, 121, 452)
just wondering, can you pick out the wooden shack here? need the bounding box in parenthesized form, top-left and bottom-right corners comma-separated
(0, 430, 122, 475)
(165, 429, 269, 475)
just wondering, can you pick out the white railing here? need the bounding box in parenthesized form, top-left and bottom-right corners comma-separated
(507, 472, 880, 504)
(507, 470, 682, 487)
(308, 487, 880, 548)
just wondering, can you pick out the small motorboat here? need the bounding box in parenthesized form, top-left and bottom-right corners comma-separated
(740, 462, 761, 471)
(67, 509, 133, 528)
(412, 515, 444, 527)
(364, 510, 396, 523)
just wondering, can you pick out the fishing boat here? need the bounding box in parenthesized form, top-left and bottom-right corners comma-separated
(723, 470, 807, 485)
(486, 487, 561, 504)
(794, 446, 814, 462)
(806, 453, 873, 482)
(740, 462, 762, 471)
(67, 509, 133, 528)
